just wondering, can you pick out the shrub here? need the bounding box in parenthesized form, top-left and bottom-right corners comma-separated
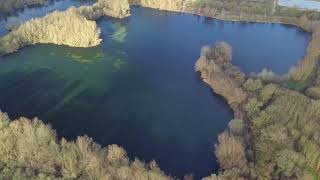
(305, 86, 320, 99)
(228, 119, 244, 136)
(258, 83, 278, 104)
(215, 132, 247, 170)
(243, 78, 263, 92)
(244, 98, 263, 116)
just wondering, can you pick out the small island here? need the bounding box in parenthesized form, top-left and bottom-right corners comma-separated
(0, 0, 131, 56)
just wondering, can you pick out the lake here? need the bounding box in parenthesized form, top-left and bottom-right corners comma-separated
(279, 0, 320, 11)
(0, 4, 310, 178)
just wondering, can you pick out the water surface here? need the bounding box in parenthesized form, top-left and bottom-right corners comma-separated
(279, 0, 320, 11)
(0, 6, 310, 178)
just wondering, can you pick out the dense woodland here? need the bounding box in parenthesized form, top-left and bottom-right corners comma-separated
(194, 0, 274, 16)
(196, 42, 320, 179)
(0, 0, 320, 179)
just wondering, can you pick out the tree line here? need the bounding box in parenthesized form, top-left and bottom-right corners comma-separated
(0, 112, 169, 179)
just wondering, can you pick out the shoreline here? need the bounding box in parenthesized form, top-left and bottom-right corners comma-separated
(132, 0, 320, 90)
(130, 2, 317, 31)
(1, 2, 315, 56)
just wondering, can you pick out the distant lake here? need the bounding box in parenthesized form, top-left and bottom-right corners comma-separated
(279, 0, 320, 11)
(0, 4, 310, 179)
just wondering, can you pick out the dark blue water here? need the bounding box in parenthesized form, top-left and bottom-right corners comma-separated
(0, 6, 310, 178)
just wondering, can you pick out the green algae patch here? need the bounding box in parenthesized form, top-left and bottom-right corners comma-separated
(58, 47, 106, 64)
(71, 54, 83, 59)
(94, 52, 105, 58)
(287, 81, 306, 91)
(113, 58, 127, 70)
(111, 23, 127, 43)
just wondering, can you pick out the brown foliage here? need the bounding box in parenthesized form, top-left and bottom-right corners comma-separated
(215, 132, 247, 170)
(0, 7, 101, 55)
(0, 0, 132, 56)
(130, 0, 193, 12)
(0, 112, 170, 179)
(195, 42, 247, 112)
(98, 0, 130, 18)
(290, 26, 320, 82)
